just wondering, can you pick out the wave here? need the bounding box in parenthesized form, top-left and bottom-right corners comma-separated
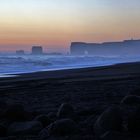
(0, 55, 140, 75)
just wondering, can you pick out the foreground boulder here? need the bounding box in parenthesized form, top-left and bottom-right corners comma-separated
(127, 107, 140, 134)
(100, 131, 128, 140)
(121, 95, 140, 106)
(0, 101, 8, 118)
(131, 88, 140, 96)
(40, 119, 78, 137)
(39, 127, 49, 139)
(0, 124, 7, 137)
(94, 106, 123, 136)
(0, 100, 7, 109)
(34, 114, 52, 127)
(57, 103, 75, 119)
(8, 121, 43, 135)
(68, 135, 95, 140)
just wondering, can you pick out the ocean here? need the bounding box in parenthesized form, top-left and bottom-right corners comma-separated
(0, 54, 140, 77)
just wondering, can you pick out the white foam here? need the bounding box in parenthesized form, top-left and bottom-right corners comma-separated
(0, 54, 140, 76)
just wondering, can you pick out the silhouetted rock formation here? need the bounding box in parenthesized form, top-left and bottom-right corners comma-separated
(16, 50, 25, 55)
(70, 39, 140, 55)
(32, 46, 43, 55)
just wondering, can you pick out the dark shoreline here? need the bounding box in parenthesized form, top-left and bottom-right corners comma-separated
(0, 62, 140, 111)
(0, 61, 140, 139)
(1, 61, 140, 110)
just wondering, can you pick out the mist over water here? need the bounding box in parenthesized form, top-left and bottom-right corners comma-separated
(0, 54, 140, 76)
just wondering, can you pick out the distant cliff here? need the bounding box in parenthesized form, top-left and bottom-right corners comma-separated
(70, 39, 140, 55)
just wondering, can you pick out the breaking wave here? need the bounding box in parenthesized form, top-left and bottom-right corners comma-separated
(0, 54, 140, 75)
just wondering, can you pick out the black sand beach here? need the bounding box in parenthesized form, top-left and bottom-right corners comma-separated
(1, 62, 140, 139)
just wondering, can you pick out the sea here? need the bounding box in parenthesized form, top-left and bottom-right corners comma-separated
(0, 54, 140, 77)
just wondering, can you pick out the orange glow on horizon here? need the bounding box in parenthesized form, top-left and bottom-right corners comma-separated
(0, 0, 140, 52)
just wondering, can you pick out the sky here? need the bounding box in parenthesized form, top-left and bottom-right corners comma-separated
(0, 0, 140, 53)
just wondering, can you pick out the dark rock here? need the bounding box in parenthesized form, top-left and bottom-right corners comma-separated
(39, 127, 49, 139)
(47, 112, 57, 122)
(0, 101, 8, 118)
(100, 131, 128, 140)
(31, 110, 42, 118)
(68, 135, 95, 140)
(42, 119, 78, 136)
(57, 103, 75, 119)
(94, 106, 123, 136)
(45, 136, 69, 140)
(3, 103, 30, 121)
(121, 95, 140, 106)
(0, 100, 7, 109)
(0, 124, 7, 137)
(127, 107, 140, 134)
(131, 88, 140, 96)
(0, 136, 17, 140)
(77, 108, 95, 116)
(8, 121, 43, 135)
(81, 115, 98, 135)
(34, 114, 52, 127)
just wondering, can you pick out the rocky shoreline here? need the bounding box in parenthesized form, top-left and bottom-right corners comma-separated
(0, 62, 140, 139)
(1, 96, 140, 140)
